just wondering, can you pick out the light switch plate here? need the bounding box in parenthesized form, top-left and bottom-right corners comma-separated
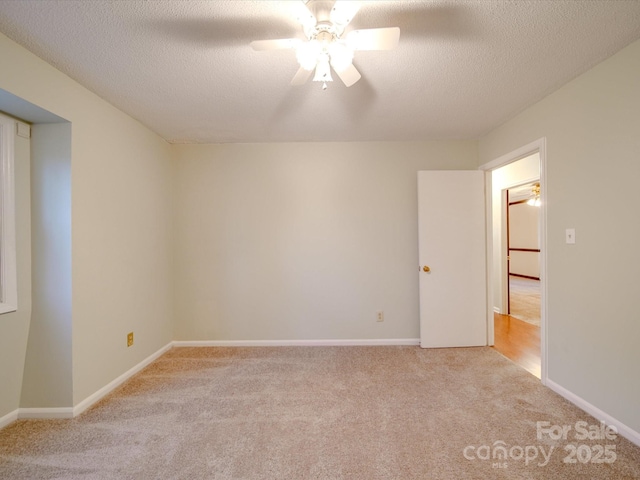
(566, 228, 576, 244)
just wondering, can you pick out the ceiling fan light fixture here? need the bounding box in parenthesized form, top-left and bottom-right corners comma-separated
(251, 0, 400, 89)
(313, 53, 333, 83)
(328, 42, 353, 71)
(527, 183, 541, 207)
(296, 40, 321, 70)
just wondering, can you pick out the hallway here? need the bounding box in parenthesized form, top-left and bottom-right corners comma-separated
(493, 277, 541, 377)
(493, 313, 540, 378)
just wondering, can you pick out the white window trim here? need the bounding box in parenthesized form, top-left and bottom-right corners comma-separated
(0, 113, 17, 314)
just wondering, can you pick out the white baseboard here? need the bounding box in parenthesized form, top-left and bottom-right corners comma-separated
(0, 409, 19, 429)
(19, 407, 73, 419)
(72, 342, 173, 417)
(0, 343, 173, 430)
(493, 306, 501, 314)
(172, 338, 421, 347)
(546, 378, 640, 448)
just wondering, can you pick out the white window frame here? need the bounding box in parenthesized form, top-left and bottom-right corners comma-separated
(0, 113, 17, 314)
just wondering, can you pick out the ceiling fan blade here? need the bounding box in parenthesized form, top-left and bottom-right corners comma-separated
(330, 1, 361, 28)
(250, 38, 300, 51)
(291, 66, 313, 86)
(295, 0, 317, 34)
(332, 62, 361, 87)
(346, 27, 400, 51)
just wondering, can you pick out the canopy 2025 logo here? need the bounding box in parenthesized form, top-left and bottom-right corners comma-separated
(463, 420, 617, 468)
(537, 420, 617, 465)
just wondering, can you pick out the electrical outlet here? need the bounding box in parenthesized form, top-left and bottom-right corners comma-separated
(377, 311, 384, 322)
(127, 332, 134, 347)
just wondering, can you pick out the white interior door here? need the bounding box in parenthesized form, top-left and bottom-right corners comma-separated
(418, 170, 487, 348)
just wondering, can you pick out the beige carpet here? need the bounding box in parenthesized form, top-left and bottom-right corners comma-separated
(510, 275, 541, 326)
(1, 346, 639, 479)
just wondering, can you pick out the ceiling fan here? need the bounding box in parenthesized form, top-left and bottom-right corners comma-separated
(250, 0, 400, 89)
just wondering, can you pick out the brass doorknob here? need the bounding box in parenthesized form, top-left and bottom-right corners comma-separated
(423, 266, 431, 273)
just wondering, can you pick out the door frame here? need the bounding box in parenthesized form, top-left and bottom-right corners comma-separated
(479, 138, 548, 385)
(505, 188, 510, 314)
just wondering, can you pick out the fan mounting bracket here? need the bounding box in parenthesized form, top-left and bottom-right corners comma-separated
(307, 21, 341, 41)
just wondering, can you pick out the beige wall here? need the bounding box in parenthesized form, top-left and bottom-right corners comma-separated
(0, 31, 174, 415)
(20, 123, 72, 408)
(508, 203, 540, 278)
(72, 107, 174, 404)
(172, 142, 477, 341)
(0, 124, 31, 419)
(479, 38, 640, 433)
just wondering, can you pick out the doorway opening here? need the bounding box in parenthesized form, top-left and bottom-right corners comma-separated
(507, 182, 541, 326)
(480, 139, 547, 384)
(493, 181, 542, 377)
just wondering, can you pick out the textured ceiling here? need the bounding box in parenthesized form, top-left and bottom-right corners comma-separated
(0, 1, 639, 144)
